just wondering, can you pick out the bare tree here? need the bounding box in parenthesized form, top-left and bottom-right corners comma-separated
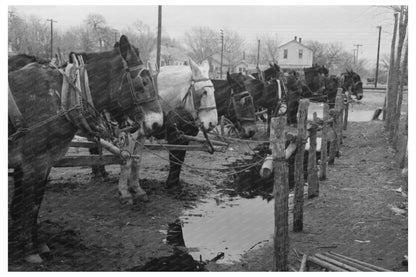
(261, 34, 280, 63)
(222, 29, 245, 67)
(184, 26, 218, 62)
(122, 20, 156, 63)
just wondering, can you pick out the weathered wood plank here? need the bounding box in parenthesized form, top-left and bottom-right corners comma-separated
(54, 155, 125, 167)
(270, 116, 289, 271)
(319, 103, 329, 180)
(293, 99, 309, 232)
(307, 112, 319, 198)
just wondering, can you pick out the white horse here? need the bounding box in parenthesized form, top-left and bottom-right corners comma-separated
(117, 58, 218, 203)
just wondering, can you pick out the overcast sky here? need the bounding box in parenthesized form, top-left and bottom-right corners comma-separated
(10, 5, 396, 66)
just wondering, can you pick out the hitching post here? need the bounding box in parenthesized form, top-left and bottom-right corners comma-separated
(270, 116, 289, 271)
(293, 99, 309, 232)
(319, 103, 329, 180)
(307, 112, 319, 198)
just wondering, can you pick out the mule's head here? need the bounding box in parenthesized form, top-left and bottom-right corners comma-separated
(227, 72, 257, 138)
(342, 70, 363, 100)
(115, 35, 163, 132)
(188, 58, 218, 131)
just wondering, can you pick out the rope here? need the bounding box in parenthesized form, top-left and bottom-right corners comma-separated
(138, 140, 266, 177)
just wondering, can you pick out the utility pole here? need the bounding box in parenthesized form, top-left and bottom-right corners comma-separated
(257, 39, 261, 68)
(47, 18, 57, 60)
(353, 49, 356, 64)
(353, 44, 362, 62)
(375, 26, 382, 88)
(220, 29, 224, 79)
(156, 5, 162, 71)
(114, 30, 118, 44)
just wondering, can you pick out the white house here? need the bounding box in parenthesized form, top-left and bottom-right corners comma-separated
(277, 36, 313, 70)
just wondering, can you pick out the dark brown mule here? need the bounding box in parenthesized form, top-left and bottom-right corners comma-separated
(8, 35, 163, 263)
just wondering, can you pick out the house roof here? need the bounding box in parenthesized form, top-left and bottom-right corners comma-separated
(279, 39, 313, 51)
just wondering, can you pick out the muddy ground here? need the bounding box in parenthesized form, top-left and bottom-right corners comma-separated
(8, 91, 408, 271)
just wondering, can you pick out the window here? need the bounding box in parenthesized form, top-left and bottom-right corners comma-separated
(299, 49, 303, 59)
(283, 49, 288, 59)
(239, 67, 244, 72)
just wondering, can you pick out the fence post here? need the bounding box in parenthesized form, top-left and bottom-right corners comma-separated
(337, 89, 344, 145)
(328, 89, 343, 165)
(270, 116, 289, 271)
(343, 93, 349, 130)
(293, 99, 309, 232)
(319, 103, 329, 180)
(335, 89, 344, 148)
(308, 112, 319, 198)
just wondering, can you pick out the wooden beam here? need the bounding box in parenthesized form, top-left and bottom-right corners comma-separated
(315, 253, 361, 271)
(54, 155, 126, 167)
(307, 256, 347, 272)
(182, 134, 229, 147)
(144, 144, 225, 152)
(271, 116, 289, 271)
(293, 99, 309, 232)
(326, 252, 389, 272)
(299, 254, 308, 272)
(307, 112, 319, 198)
(319, 103, 329, 180)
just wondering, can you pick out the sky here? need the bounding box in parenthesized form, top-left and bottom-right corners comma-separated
(8, 5, 396, 67)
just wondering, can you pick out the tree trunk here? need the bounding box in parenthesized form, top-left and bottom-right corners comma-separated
(389, 6, 407, 142)
(385, 12, 398, 131)
(392, 37, 408, 149)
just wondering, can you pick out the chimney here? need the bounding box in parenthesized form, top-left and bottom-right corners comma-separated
(299, 37, 302, 43)
(294, 36, 297, 41)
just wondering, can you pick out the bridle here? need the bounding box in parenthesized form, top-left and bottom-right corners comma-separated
(340, 72, 363, 96)
(115, 52, 159, 117)
(182, 78, 217, 115)
(230, 89, 256, 124)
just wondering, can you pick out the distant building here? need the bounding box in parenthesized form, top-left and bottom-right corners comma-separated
(277, 36, 313, 70)
(207, 53, 231, 79)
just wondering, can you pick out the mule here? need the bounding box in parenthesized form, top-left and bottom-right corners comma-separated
(243, 63, 287, 133)
(212, 72, 257, 138)
(8, 54, 50, 73)
(114, 59, 218, 202)
(8, 35, 163, 263)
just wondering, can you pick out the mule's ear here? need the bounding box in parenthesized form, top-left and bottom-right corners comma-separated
(269, 63, 273, 67)
(188, 58, 201, 76)
(201, 60, 210, 72)
(119, 35, 131, 60)
(226, 72, 232, 82)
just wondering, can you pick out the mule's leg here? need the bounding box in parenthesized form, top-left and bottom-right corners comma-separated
(117, 132, 135, 203)
(9, 161, 48, 263)
(127, 136, 148, 202)
(32, 167, 51, 256)
(90, 145, 109, 179)
(166, 149, 188, 190)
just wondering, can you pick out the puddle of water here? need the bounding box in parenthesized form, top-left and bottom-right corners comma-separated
(180, 194, 274, 264)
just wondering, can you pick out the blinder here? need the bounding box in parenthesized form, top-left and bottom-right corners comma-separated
(183, 78, 217, 115)
(231, 90, 256, 123)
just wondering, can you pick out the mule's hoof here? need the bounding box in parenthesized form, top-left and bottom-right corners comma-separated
(38, 243, 50, 254)
(135, 193, 149, 203)
(120, 196, 134, 205)
(25, 253, 43, 264)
